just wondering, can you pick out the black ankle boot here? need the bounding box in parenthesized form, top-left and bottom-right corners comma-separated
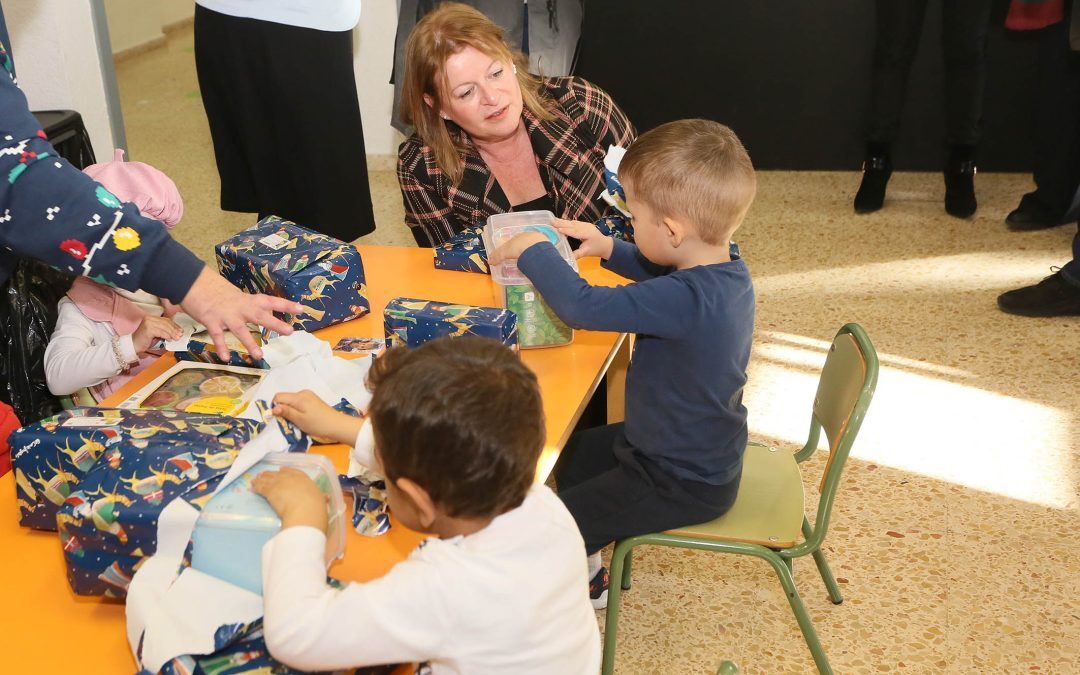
(854, 143, 892, 214)
(945, 145, 977, 218)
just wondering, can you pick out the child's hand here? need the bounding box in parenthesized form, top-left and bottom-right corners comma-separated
(160, 298, 181, 318)
(273, 390, 362, 446)
(131, 316, 183, 355)
(554, 218, 615, 260)
(488, 231, 550, 265)
(252, 467, 329, 533)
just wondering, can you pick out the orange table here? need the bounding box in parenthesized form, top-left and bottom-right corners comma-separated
(0, 245, 628, 674)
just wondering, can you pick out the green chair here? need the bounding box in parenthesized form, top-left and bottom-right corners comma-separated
(601, 324, 879, 675)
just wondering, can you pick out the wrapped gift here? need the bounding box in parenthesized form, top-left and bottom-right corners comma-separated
(215, 216, 370, 332)
(12, 408, 259, 531)
(434, 226, 489, 274)
(172, 327, 269, 369)
(594, 214, 634, 242)
(56, 407, 312, 597)
(501, 284, 573, 349)
(383, 297, 518, 351)
(56, 434, 242, 597)
(154, 621, 398, 675)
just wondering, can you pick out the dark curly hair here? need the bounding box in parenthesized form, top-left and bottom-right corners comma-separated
(367, 337, 545, 519)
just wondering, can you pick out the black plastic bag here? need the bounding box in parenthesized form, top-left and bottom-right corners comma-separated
(0, 259, 75, 423)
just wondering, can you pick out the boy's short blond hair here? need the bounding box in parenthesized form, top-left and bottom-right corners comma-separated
(619, 119, 756, 245)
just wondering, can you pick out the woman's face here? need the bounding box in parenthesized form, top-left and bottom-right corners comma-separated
(437, 45, 523, 142)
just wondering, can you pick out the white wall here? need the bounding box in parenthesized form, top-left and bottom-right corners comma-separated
(158, 0, 194, 28)
(6, 0, 400, 162)
(3, 0, 116, 158)
(354, 0, 404, 157)
(103, 0, 165, 55)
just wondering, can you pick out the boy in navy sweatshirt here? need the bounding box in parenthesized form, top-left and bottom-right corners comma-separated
(490, 119, 757, 609)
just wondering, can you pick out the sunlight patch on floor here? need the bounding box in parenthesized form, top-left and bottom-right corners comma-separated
(749, 332, 1075, 509)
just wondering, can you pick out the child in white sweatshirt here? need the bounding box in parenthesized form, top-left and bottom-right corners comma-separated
(44, 150, 185, 403)
(253, 337, 601, 674)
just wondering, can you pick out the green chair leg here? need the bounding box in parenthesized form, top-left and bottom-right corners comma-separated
(764, 551, 833, 675)
(602, 538, 637, 675)
(621, 549, 633, 590)
(803, 517, 842, 604)
(717, 661, 740, 675)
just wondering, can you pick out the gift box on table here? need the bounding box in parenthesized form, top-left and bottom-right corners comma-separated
(434, 226, 489, 274)
(171, 326, 269, 369)
(56, 432, 248, 597)
(55, 408, 319, 598)
(383, 297, 518, 350)
(12, 408, 259, 531)
(154, 619, 399, 675)
(215, 216, 370, 332)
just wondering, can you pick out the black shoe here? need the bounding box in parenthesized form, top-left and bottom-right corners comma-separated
(854, 145, 892, 214)
(589, 566, 609, 610)
(944, 145, 977, 218)
(1005, 207, 1066, 232)
(997, 270, 1080, 317)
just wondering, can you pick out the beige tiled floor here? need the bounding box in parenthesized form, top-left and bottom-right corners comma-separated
(116, 24, 1079, 675)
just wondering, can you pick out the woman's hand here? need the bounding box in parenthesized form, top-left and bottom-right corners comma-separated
(553, 218, 615, 260)
(252, 467, 329, 533)
(488, 230, 550, 265)
(180, 267, 303, 361)
(272, 390, 362, 446)
(131, 315, 183, 356)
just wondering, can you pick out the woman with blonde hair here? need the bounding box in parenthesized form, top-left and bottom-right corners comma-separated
(397, 2, 635, 247)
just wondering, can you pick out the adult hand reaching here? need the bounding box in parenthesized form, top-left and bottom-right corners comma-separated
(180, 267, 303, 361)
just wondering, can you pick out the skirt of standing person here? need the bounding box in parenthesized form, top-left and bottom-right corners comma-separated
(194, 4, 376, 241)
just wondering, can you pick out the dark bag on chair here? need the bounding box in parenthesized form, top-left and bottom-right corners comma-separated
(0, 259, 75, 424)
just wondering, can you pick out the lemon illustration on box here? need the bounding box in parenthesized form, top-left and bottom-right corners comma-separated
(120, 362, 266, 417)
(190, 453, 346, 595)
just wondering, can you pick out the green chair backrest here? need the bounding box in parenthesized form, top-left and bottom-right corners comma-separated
(797, 323, 878, 553)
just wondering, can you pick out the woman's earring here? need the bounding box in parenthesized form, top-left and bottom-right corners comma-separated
(512, 64, 518, 75)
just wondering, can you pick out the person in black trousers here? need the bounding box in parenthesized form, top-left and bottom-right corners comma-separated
(854, 0, 993, 218)
(194, 5, 377, 242)
(1003, 6, 1080, 232)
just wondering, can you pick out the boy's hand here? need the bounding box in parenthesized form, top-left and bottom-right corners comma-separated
(553, 218, 615, 260)
(131, 316, 183, 356)
(252, 467, 329, 533)
(273, 390, 362, 446)
(488, 231, 550, 265)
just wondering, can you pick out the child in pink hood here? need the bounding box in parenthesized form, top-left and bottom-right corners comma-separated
(45, 150, 187, 403)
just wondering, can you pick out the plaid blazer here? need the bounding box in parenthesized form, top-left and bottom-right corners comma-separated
(397, 76, 637, 247)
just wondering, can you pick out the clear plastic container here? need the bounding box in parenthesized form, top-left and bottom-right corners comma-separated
(482, 211, 578, 284)
(190, 452, 346, 595)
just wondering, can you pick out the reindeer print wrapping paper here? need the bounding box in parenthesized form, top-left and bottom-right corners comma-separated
(215, 216, 370, 332)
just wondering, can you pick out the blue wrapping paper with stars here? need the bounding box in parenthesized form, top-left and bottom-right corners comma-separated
(433, 226, 490, 274)
(215, 216, 371, 332)
(56, 431, 253, 597)
(12, 408, 260, 531)
(383, 297, 518, 351)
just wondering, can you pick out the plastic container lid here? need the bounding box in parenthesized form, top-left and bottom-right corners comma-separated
(482, 211, 578, 285)
(191, 452, 346, 593)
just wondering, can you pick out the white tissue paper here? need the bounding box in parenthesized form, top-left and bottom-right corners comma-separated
(125, 423, 290, 672)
